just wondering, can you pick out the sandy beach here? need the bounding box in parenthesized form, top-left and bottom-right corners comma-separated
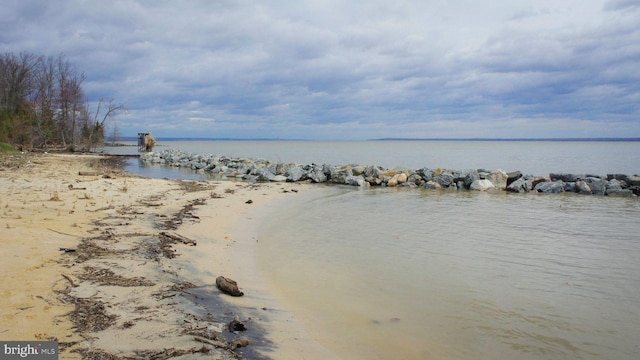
(0, 153, 334, 359)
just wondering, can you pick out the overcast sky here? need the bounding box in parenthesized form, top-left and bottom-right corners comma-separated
(1, 0, 639, 139)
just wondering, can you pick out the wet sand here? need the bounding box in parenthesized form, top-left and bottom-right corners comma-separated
(0, 153, 334, 359)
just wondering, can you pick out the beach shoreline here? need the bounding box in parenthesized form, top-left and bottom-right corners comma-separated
(0, 153, 332, 359)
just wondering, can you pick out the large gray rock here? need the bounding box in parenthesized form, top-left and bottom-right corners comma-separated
(605, 179, 624, 191)
(434, 173, 454, 188)
(364, 165, 383, 179)
(418, 168, 435, 182)
(506, 177, 533, 193)
(423, 180, 442, 190)
(606, 189, 635, 197)
(255, 169, 276, 182)
(575, 180, 592, 195)
(345, 175, 369, 187)
(286, 166, 307, 182)
(351, 165, 367, 176)
(407, 173, 424, 186)
(607, 174, 629, 183)
(307, 168, 328, 183)
(564, 182, 577, 193)
(534, 181, 565, 193)
(470, 179, 495, 191)
(585, 177, 607, 195)
(463, 170, 479, 189)
(507, 171, 522, 185)
(329, 166, 353, 184)
(276, 163, 295, 176)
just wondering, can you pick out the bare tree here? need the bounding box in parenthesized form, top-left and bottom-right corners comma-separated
(82, 97, 125, 151)
(0, 52, 40, 144)
(31, 55, 56, 148)
(55, 54, 86, 148)
(108, 118, 121, 146)
(0, 51, 122, 151)
(0, 52, 39, 114)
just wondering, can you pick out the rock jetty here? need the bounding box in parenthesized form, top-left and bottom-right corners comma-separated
(141, 149, 639, 197)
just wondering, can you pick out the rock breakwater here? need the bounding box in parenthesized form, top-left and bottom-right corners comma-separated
(141, 149, 639, 197)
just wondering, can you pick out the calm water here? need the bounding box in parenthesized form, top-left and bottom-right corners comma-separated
(257, 188, 640, 360)
(107, 140, 640, 359)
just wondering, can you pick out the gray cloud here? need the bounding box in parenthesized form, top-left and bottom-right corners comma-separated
(604, 0, 640, 11)
(1, 0, 638, 139)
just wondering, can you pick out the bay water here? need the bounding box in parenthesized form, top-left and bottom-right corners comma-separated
(108, 140, 640, 359)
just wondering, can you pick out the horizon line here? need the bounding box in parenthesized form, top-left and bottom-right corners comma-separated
(116, 137, 640, 142)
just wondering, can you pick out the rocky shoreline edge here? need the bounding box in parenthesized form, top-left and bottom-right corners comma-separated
(142, 149, 640, 198)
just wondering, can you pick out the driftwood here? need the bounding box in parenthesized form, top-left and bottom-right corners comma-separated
(193, 336, 249, 352)
(216, 276, 244, 297)
(48, 228, 79, 237)
(78, 171, 103, 176)
(159, 231, 197, 246)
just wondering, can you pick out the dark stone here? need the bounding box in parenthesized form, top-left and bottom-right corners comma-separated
(345, 175, 368, 187)
(606, 179, 624, 191)
(564, 182, 577, 193)
(607, 174, 629, 182)
(330, 166, 353, 184)
(229, 317, 247, 332)
(506, 177, 532, 193)
(550, 173, 585, 182)
(407, 173, 423, 186)
(585, 177, 607, 195)
(534, 181, 565, 193)
(531, 177, 548, 188)
(418, 167, 435, 182)
(463, 170, 479, 189)
(423, 180, 441, 190)
(506, 171, 522, 185)
(434, 173, 454, 187)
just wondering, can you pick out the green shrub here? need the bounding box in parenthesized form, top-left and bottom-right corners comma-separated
(0, 142, 16, 153)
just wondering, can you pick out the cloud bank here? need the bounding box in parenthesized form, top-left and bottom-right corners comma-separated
(1, 0, 638, 139)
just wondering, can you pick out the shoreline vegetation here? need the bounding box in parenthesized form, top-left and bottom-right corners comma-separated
(0, 152, 314, 359)
(141, 148, 640, 198)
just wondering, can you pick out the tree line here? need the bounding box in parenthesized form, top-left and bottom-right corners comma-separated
(0, 51, 124, 151)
